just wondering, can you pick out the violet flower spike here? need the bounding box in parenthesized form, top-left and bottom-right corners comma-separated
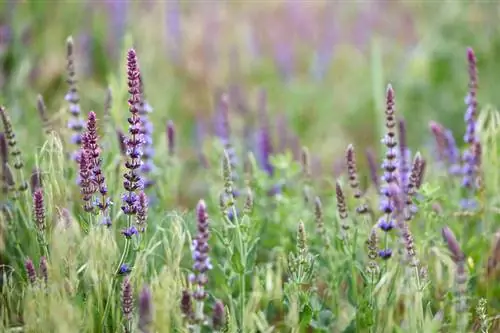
(84, 111, 112, 217)
(138, 284, 153, 333)
(135, 191, 148, 233)
(214, 93, 239, 197)
(33, 188, 45, 232)
(167, 120, 175, 157)
(366, 148, 379, 191)
(189, 199, 212, 301)
(25, 258, 36, 285)
(121, 49, 144, 217)
(462, 47, 479, 192)
(79, 147, 95, 213)
(377, 84, 398, 257)
(65, 36, 85, 160)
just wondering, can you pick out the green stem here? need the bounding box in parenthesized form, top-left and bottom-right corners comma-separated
(101, 216, 132, 330)
(234, 205, 246, 332)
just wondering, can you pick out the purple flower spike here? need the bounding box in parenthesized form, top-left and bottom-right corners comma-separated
(138, 284, 153, 333)
(79, 147, 95, 213)
(191, 199, 212, 301)
(462, 47, 479, 195)
(167, 120, 175, 157)
(24, 258, 37, 285)
(65, 36, 84, 160)
(214, 93, 239, 197)
(33, 188, 45, 232)
(121, 277, 133, 321)
(121, 49, 144, 217)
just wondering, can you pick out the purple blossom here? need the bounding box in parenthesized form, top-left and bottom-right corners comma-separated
(119, 263, 131, 275)
(378, 249, 392, 259)
(65, 36, 84, 160)
(165, 0, 182, 64)
(24, 258, 36, 285)
(190, 200, 212, 301)
(122, 226, 139, 239)
(462, 48, 478, 188)
(121, 49, 144, 216)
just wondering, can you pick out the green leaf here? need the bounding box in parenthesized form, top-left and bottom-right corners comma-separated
(299, 303, 313, 328)
(230, 248, 244, 274)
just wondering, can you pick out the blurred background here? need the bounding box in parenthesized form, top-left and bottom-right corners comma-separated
(0, 0, 499, 202)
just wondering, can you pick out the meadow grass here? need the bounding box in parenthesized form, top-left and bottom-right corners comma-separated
(1, 2, 500, 333)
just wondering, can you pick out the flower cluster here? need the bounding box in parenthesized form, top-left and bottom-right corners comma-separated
(189, 199, 212, 301)
(462, 47, 480, 209)
(65, 36, 85, 160)
(121, 49, 145, 217)
(378, 84, 398, 259)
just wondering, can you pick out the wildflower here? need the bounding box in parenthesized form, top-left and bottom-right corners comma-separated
(166, 120, 175, 157)
(441, 225, 468, 323)
(117, 129, 127, 156)
(0, 106, 27, 191)
(405, 153, 422, 220)
(121, 49, 144, 217)
(39, 256, 48, 286)
(378, 84, 398, 254)
(122, 226, 139, 239)
(397, 119, 410, 195)
(30, 167, 42, 193)
(190, 200, 212, 301)
(314, 196, 330, 249)
(243, 187, 253, 216)
(389, 183, 419, 267)
(256, 123, 274, 176)
(378, 249, 392, 260)
(346, 144, 368, 214)
(365, 148, 379, 191)
(136, 191, 148, 233)
(65, 36, 85, 158)
(122, 277, 133, 321)
(25, 258, 36, 285)
(462, 47, 479, 211)
(366, 228, 379, 274)
(346, 144, 361, 199)
(222, 150, 235, 216)
(119, 264, 132, 276)
(335, 181, 348, 226)
(212, 300, 226, 330)
(37, 94, 51, 134)
(33, 188, 45, 232)
(214, 93, 239, 197)
(297, 220, 308, 256)
(84, 111, 112, 216)
(180, 289, 194, 319)
(138, 284, 153, 333)
(442, 226, 465, 263)
(78, 148, 95, 213)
